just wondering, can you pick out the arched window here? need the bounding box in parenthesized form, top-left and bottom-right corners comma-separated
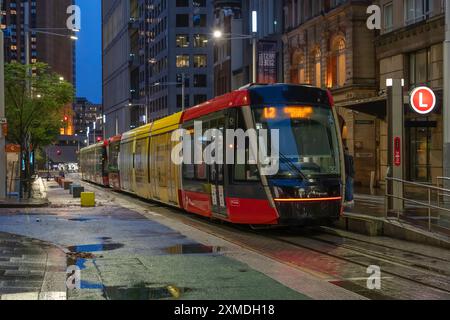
(291, 51, 306, 84)
(314, 48, 322, 88)
(328, 37, 346, 88)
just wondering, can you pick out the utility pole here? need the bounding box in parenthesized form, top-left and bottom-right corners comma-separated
(444, 0, 450, 190)
(181, 73, 186, 112)
(0, 0, 6, 199)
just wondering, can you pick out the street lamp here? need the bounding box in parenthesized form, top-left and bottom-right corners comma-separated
(212, 10, 258, 83)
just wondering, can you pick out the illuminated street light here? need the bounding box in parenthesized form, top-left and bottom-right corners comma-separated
(211, 10, 258, 83)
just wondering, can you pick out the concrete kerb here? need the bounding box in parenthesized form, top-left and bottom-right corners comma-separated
(334, 212, 450, 250)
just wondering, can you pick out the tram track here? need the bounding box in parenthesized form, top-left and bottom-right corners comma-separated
(258, 232, 450, 295)
(79, 179, 450, 299)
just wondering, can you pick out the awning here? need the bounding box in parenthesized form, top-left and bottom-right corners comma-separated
(335, 95, 387, 119)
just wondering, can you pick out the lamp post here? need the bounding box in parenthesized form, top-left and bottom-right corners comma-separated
(213, 10, 258, 84)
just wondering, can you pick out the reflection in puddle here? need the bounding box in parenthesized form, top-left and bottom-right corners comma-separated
(103, 283, 192, 300)
(165, 244, 221, 255)
(81, 281, 104, 290)
(67, 243, 124, 253)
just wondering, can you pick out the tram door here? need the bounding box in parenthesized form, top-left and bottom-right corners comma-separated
(209, 118, 227, 216)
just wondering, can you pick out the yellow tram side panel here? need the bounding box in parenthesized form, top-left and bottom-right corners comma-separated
(80, 142, 104, 184)
(149, 112, 183, 207)
(120, 123, 152, 195)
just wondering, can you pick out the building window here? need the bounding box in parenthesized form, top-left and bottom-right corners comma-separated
(176, 0, 189, 7)
(409, 49, 429, 86)
(194, 74, 207, 87)
(176, 34, 189, 48)
(405, 0, 432, 25)
(176, 14, 189, 28)
(193, 14, 206, 27)
(328, 38, 346, 88)
(194, 34, 208, 47)
(193, 0, 206, 7)
(193, 55, 207, 68)
(176, 55, 190, 68)
(177, 95, 190, 109)
(313, 48, 321, 88)
(194, 94, 207, 105)
(383, 3, 394, 33)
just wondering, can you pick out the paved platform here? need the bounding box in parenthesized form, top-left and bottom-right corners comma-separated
(3, 175, 450, 300)
(0, 198, 50, 208)
(0, 232, 66, 300)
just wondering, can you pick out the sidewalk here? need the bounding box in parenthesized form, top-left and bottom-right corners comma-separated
(0, 232, 66, 300)
(0, 178, 49, 208)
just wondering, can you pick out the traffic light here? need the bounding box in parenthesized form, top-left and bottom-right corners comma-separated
(63, 116, 69, 122)
(56, 150, 62, 156)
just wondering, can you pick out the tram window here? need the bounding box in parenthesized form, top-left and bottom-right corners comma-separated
(183, 126, 195, 179)
(233, 111, 259, 182)
(195, 121, 209, 181)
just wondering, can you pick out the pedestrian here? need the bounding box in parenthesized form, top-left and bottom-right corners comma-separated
(344, 146, 355, 207)
(59, 168, 65, 179)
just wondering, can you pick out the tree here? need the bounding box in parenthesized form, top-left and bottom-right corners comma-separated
(4, 62, 74, 198)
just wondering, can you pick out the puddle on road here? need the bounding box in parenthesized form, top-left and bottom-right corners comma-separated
(164, 244, 221, 255)
(97, 237, 112, 241)
(103, 283, 192, 300)
(67, 243, 124, 253)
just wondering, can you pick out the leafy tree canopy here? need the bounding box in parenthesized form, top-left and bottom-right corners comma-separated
(4, 62, 74, 151)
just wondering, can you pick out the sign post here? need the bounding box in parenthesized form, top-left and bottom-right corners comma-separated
(386, 79, 405, 213)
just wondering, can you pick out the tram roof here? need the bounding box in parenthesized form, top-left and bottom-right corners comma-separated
(181, 84, 331, 122)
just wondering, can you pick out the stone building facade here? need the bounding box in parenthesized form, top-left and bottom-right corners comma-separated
(375, 0, 445, 184)
(283, 0, 379, 187)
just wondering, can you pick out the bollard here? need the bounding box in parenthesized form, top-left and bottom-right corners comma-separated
(69, 184, 80, 195)
(81, 192, 95, 207)
(73, 186, 85, 198)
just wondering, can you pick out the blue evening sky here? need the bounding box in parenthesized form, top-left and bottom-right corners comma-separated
(75, 0, 102, 104)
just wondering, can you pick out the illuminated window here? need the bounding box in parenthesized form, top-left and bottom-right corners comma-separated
(193, 34, 208, 48)
(291, 51, 306, 84)
(193, 55, 207, 68)
(328, 37, 346, 88)
(176, 55, 189, 68)
(176, 34, 189, 48)
(314, 48, 321, 88)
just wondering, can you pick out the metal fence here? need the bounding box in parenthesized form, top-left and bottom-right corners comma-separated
(385, 177, 450, 232)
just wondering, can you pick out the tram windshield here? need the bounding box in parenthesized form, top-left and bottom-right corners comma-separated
(253, 104, 341, 178)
